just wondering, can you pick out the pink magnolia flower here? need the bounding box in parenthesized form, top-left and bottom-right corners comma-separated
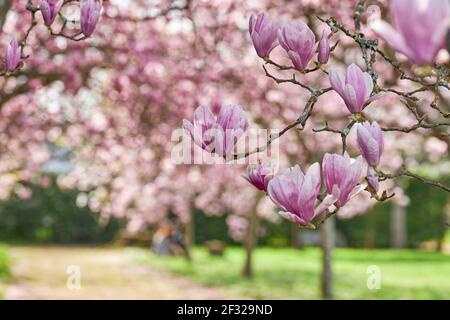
(356, 121, 384, 167)
(243, 161, 274, 192)
(366, 166, 379, 193)
(371, 0, 450, 65)
(249, 13, 280, 59)
(317, 31, 330, 64)
(278, 21, 316, 71)
(80, 0, 102, 37)
(5, 37, 20, 72)
(40, 0, 63, 26)
(329, 63, 377, 113)
(267, 163, 339, 225)
(322, 153, 364, 208)
(183, 105, 248, 157)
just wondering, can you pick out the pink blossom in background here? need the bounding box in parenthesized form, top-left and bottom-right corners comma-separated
(278, 21, 316, 71)
(329, 64, 377, 114)
(40, 176, 52, 189)
(249, 12, 280, 59)
(16, 186, 33, 200)
(371, 0, 450, 65)
(425, 137, 448, 162)
(226, 215, 249, 241)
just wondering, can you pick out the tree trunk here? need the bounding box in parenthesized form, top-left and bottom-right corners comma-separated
(182, 210, 194, 261)
(364, 228, 374, 249)
(436, 239, 443, 252)
(391, 202, 406, 248)
(364, 211, 375, 249)
(242, 210, 258, 278)
(291, 224, 305, 249)
(320, 217, 335, 300)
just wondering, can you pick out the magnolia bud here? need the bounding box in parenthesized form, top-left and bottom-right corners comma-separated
(40, 0, 63, 26)
(80, 0, 102, 37)
(356, 121, 384, 167)
(5, 37, 20, 72)
(318, 32, 330, 64)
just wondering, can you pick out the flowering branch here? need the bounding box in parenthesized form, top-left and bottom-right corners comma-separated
(1, 0, 102, 77)
(227, 1, 450, 229)
(230, 86, 332, 160)
(251, 2, 450, 199)
(313, 120, 356, 154)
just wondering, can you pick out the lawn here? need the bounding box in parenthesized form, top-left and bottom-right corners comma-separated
(136, 246, 450, 299)
(0, 244, 10, 298)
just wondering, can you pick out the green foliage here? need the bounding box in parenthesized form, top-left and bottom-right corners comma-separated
(0, 244, 10, 298)
(0, 177, 124, 244)
(0, 244, 9, 280)
(405, 178, 449, 246)
(137, 246, 450, 299)
(193, 209, 294, 246)
(337, 202, 392, 247)
(193, 209, 233, 244)
(257, 219, 292, 247)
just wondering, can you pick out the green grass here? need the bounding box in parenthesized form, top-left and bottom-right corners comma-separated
(0, 244, 10, 298)
(136, 246, 450, 299)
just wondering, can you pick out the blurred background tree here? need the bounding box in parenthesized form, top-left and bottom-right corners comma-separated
(0, 176, 123, 244)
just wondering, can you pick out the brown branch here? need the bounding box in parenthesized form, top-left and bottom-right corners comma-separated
(262, 65, 315, 93)
(313, 120, 356, 154)
(378, 167, 450, 193)
(382, 121, 449, 133)
(230, 87, 331, 160)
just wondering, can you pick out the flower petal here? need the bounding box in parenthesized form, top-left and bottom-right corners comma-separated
(329, 68, 346, 98)
(370, 19, 416, 62)
(313, 185, 340, 218)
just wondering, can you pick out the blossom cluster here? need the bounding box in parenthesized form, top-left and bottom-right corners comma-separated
(3, 0, 102, 73)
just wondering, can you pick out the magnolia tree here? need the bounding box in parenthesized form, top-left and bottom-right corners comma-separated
(1, 0, 450, 298)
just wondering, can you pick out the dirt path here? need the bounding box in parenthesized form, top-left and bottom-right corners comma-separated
(5, 246, 243, 300)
